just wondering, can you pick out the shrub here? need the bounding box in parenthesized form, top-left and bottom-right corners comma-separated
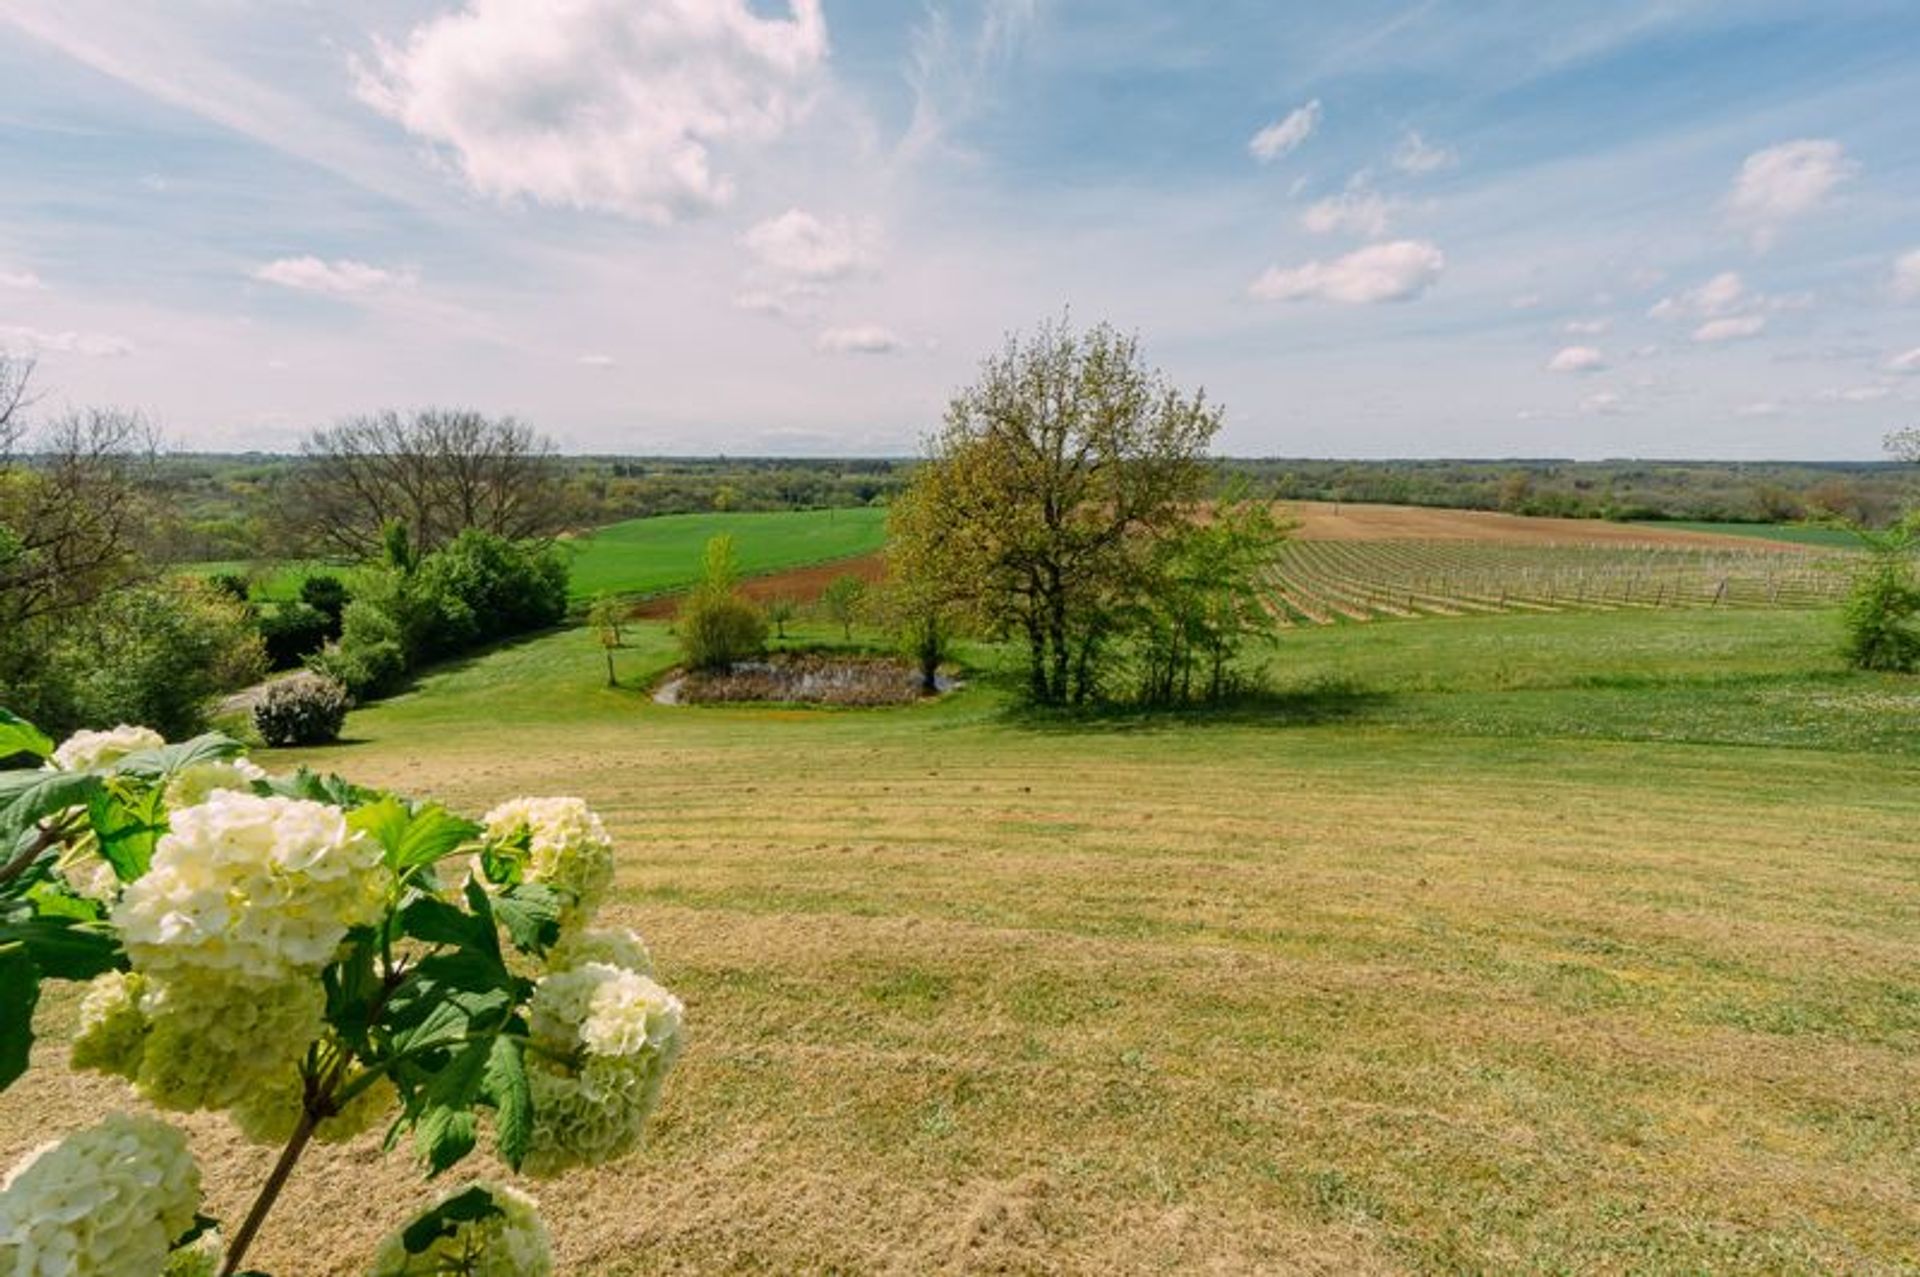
(252, 672, 352, 746)
(414, 530, 568, 650)
(0, 717, 685, 1274)
(1843, 555, 1920, 672)
(307, 598, 409, 699)
(677, 592, 768, 671)
(298, 573, 350, 629)
(56, 579, 267, 739)
(206, 572, 252, 604)
(257, 600, 335, 669)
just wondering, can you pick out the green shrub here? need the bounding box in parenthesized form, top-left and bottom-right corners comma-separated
(307, 599, 409, 699)
(56, 579, 267, 739)
(1843, 556, 1920, 672)
(677, 592, 769, 671)
(206, 572, 252, 604)
(253, 671, 352, 745)
(414, 530, 568, 650)
(258, 600, 334, 669)
(298, 573, 350, 628)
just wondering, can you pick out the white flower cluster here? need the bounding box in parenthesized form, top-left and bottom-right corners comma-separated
(367, 1183, 552, 1277)
(0, 1113, 203, 1276)
(547, 924, 653, 977)
(523, 958, 683, 1177)
(49, 725, 164, 771)
(480, 797, 615, 923)
(73, 791, 391, 1125)
(162, 757, 267, 810)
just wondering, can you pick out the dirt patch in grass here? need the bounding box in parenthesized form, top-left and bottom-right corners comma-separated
(630, 552, 887, 619)
(1279, 501, 1815, 550)
(659, 652, 947, 707)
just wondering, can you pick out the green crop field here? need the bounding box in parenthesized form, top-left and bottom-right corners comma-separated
(10, 604, 1916, 1274)
(1629, 520, 1867, 550)
(564, 507, 889, 602)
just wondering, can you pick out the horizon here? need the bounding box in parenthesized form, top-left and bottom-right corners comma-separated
(2, 2, 1917, 459)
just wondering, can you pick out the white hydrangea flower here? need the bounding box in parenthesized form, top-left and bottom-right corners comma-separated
(480, 797, 615, 922)
(163, 757, 267, 810)
(115, 790, 390, 982)
(49, 725, 165, 771)
(52, 840, 121, 905)
(232, 1069, 398, 1147)
(116, 976, 326, 1118)
(523, 962, 683, 1177)
(0, 1113, 201, 1276)
(547, 925, 652, 976)
(367, 1182, 552, 1277)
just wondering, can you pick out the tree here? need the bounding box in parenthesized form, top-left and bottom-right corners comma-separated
(1132, 487, 1288, 704)
(588, 594, 624, 686)
(293, 409, 566, 560)
(765, 595, 797, 640)
(818, 574, 867, 640)
(1838, 431, 1920, 672)
(891, 319, 1220, 705)
(676, 535, 767, 671)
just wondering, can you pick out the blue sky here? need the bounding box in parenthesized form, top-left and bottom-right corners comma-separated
(0, 1, 1915, 458)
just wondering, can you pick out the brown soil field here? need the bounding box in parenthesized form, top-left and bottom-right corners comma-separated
(630, 551, 888, 618)
(1278, 502, 1809, 549)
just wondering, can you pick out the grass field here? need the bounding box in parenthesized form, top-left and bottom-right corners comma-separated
(565, 507, 890, 602)
(1628, 520, 1866, 550)
(8, 605, 1917, 1274)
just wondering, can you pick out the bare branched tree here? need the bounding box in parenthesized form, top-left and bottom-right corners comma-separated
(0, 355, 35, 462)
(293, 409, 566, 559)
(0, 403, 159, 630)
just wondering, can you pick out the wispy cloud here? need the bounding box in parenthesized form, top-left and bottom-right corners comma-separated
(0, 325, 133, 357)
(816, 324, 904, 354)
(1391, 129, 1455, 175)
(1249, 100, 1322, 163)
(1547, 345, 1605, 374)
(253, 257, 414, 296)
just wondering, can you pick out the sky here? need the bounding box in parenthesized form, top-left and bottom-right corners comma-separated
(0, 1, 1916, 459)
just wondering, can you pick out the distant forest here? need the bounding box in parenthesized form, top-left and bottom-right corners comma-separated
(147, 452, 1914, 563)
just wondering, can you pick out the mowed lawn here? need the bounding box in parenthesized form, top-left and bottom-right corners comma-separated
(6, 610, 1919, 1273)
(565, 507, 889, 602)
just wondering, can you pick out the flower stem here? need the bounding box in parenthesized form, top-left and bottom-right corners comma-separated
(218, 1107, 317, 1277)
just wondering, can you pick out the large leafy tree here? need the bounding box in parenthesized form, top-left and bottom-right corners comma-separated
(892, 319, 1221, 705)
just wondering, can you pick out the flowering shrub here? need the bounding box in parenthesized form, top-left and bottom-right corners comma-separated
(0, 708, 681, 1275)
(252, 673, 352, 747)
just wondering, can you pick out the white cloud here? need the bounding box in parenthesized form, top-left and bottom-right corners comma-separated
(0, 326, 134, 357)
(1727, 139, 1855, 249)
(1888, 347, 1920, 375)
(742, 209, 877, 281)
(1563, 318, 1610, 336)
(1580, 391, 1630, 415)
(1509, 293, 1543, 311)
(1391, 130, 1455, 175)
(355, 0, 829, 223)
(1649, 271, 1748, 320)
(1300, 188, 1392, 237)
(1735, 401, 1783, 418)
(1546, 345, 1605, 374)
(815, 324, 903, 354)
(1249, 99, 1320, 162)
(253, 256, 410, 295)
(0, 269, 45, 291)
(576, 353, 616, 369)
(1894, 249, 1920, 302)
(1692, 314, 1767, 343)
(1249, 240, 1444, 304)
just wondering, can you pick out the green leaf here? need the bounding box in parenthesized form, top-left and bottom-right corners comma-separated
(352, 800, 480, 874)
(0, 943, 40, 1093)
(0, 711, 52, 765)
(0, 771, 99, 844)
(399, 1185, 502, 1254)
(396, 895, 498, 958)
(86, 785, 166, 883)
(265, 767, 376, 809)
(493, 883, 562, 955)
(0, 917, 122, 981)
(110, 733, 244, 781)
(483, 1035, 532, 1171)
(413, 1038, 491, 1175)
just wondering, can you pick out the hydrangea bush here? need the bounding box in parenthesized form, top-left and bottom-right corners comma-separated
(0, 709, 683, 1275)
